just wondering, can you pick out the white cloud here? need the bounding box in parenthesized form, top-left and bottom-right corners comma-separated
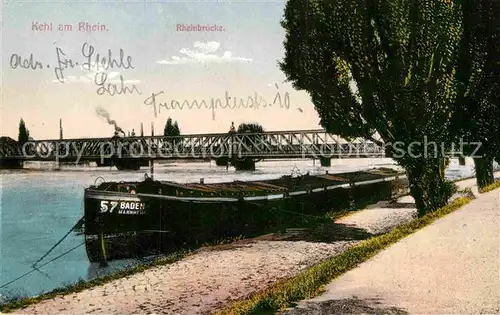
(51, 62, 140, 84)
(157, 41, 252, 65)
(193, 41, 220, 54)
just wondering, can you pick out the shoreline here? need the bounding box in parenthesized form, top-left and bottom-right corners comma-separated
(1, 170, 407, 312)
(3, 174, 497, 314)
(278, 185, 500, 314)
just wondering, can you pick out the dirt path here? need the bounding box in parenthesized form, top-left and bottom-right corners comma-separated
(12, 175, 497, 315)
(284, 186, 500, 314)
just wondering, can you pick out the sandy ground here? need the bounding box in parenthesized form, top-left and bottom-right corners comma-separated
(284, 187, 500, 314)
(13, 241, 361, 315)
(11, 175, 498, 315)
(335, 175, 492, 236)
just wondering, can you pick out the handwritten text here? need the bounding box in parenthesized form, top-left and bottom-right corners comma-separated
(144, 86, 290, 120)
(10, 53, 43, 70)
(81, 42, 134, 73)
(95, 72, 141, 96)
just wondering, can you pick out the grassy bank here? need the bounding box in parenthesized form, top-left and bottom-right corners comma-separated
(216, 196, 473, 315)
(479, 180, 500, 193)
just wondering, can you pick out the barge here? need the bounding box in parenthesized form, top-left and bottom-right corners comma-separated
(83, 168, 408, 263)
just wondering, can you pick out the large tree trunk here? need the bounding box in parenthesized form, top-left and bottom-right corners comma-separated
(405, 158, 455, 217)
(473, 157, 494, 189)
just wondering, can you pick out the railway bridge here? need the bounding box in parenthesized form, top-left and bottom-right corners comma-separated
(0, 129, 386, 170)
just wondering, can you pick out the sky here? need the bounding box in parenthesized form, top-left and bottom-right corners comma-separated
(2, 0, 322, 140)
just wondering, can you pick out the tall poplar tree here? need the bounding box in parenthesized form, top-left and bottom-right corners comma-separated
(280, 0, 463, 215)
(18, 119, 30, 144)
(452, 0, 500, 188)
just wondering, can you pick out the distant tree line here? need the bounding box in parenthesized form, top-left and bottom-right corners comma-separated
(15, 118, 268, 145)
(162, 119, 266, 137)
(237, 123, 264, 134)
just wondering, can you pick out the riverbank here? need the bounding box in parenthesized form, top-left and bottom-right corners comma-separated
(4, 174, 496, 314)
(217, 174, 499, 314)
(0, 159, 416, 302)
(280, 183, 500, 314)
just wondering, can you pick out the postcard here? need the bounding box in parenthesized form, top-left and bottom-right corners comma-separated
(2, 1, 498, 314)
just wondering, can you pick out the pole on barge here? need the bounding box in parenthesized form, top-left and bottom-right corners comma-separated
(98, 232, 108, 267)
(97, 216, 108, 267)
(150, 122, 154, 180)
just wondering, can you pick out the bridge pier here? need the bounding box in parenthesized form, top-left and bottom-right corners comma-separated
(319, 157, 331, 167)
(458, 157, 466, 166)
(215, 157, 256, 171)
(0, 159, 23, 169)
(96, 159, 112, 167)
(232, 158, 256, 171)
(215, 157, 229, 166)
(112, 158, 142, 171)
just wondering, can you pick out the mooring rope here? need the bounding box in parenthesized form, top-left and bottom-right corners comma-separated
(31, 216, 85, 269)
(0, 242, 85, 289)
(0, 198, 87, 290)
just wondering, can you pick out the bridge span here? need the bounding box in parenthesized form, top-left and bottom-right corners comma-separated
(0, 129, 386, 163)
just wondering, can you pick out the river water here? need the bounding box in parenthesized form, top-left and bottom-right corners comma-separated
(0, 158, 479, 301)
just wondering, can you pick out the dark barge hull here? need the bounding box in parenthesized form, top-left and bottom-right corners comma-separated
(84, 168, 409, 263)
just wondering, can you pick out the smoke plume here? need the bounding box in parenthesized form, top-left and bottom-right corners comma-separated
(95, 106, 125, 135)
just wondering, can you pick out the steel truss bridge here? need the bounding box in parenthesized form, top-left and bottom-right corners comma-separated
(0, 129, 387, 162)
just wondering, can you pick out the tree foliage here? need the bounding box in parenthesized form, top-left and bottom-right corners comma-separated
(18, 119, 30, 144)
(452, 0, 500, 187)
(164, 117, 181, 137)
(280, 0, 464, 215)
(236, 123, 265, 158)
(163, 117, 181, 149)
(492, 86, 500, 164)
(237, 123, 264, 134)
